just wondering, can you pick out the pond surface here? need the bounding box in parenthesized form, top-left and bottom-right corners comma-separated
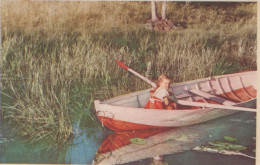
(0, 111, 256, 165)
(0, 121, 106, 164)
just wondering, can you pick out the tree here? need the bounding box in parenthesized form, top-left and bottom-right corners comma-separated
(151, 1, 167, 21)
(148, 1, 175, 31)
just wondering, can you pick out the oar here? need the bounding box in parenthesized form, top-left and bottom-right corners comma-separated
(116, 60, 256, 112)
(177, 100, 256, 112)
(116, 60, 157, 88)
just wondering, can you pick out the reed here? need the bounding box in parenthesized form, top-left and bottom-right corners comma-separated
(1, 1, 257, 147)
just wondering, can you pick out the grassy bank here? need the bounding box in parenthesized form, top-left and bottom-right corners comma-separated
(1, 1, 257, 147)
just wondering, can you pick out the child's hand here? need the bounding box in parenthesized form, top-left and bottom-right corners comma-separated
(150, 89, 155, 97)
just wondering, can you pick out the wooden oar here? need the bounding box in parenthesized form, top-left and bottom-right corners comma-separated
(116, 60, 256, 112)
(116, 60, 157, 88)
(177, 100, 256, 112)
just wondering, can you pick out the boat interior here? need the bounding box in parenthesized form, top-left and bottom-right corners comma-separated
(103, 72, 257, 110)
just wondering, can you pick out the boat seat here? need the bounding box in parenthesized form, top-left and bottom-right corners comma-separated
(188, 89, 236, 105)
(176, 93, 192, 99)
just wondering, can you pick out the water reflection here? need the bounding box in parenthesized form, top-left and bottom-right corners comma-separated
(0, 119, 105, 164)
(94, 112, 256, 165)
(65, 127, 105, 164)
(97, 128, 170, 154)
(0, 112, 255, 164)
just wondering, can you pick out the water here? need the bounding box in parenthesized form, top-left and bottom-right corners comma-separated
(65, 126, 107, 164)
(0, 112, 256, 164)
(95, 112, 256, 164)
(0, 120, 107, 164)
(125, 151, 255, 165)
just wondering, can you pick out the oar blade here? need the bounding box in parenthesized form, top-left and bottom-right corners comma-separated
(116, 60, 129, 70)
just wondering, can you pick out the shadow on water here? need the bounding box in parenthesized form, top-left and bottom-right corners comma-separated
(94, 112, 256, 165)
(0, 111, 256, 164)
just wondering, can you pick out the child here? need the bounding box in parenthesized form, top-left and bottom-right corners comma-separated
(145, 74, 177, 110)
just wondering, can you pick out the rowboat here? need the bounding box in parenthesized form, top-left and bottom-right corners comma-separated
(94, 71, 257, 132)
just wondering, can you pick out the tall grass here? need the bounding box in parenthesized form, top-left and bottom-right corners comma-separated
(1, 1, 257, 147)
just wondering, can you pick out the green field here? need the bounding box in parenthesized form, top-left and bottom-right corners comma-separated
(1, 1, 257, 147)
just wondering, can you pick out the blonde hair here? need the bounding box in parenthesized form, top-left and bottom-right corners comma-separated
(156, 74, 171, 88)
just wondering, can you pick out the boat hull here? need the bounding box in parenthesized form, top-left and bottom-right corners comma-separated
(98, 116, 166, 132)
(97, 99, 256, 131)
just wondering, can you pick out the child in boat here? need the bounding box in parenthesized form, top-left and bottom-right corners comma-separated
(145, 74, 177, 110)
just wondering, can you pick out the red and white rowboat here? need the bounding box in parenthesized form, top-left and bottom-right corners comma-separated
(94, 71, 257, 131)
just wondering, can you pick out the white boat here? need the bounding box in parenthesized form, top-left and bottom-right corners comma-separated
(94, 71, 257, 131)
